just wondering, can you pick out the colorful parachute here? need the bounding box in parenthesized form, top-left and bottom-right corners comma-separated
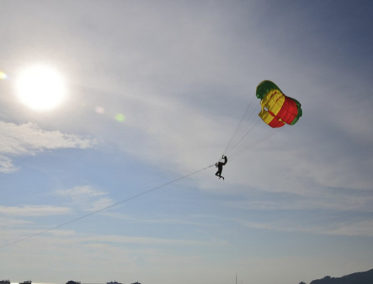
(256, 80, 302, 128)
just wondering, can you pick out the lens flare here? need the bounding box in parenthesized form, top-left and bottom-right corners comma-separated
(115, 113, 126, 122)
(95, 106, 105, 114)
(0, 71, 7, 80)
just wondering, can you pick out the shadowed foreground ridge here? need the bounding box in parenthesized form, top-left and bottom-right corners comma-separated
(305, 268, 373, 284)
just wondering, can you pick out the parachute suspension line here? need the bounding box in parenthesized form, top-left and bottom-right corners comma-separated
(228, 112, 261, 156)
(224, 101, 261, 158)
(229, 127, 278, 162)
(0, 163, 215, 250)
(223, 96, 256, 156)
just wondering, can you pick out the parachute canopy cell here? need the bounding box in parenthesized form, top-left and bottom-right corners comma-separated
(256, 80, 302, 128)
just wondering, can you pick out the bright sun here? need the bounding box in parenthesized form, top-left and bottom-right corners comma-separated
(15, 64, 67, 111)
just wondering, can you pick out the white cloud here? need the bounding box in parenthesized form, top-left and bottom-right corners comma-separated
(0, 205, 71, 217)
(238, 218, 373, 238)
(224, 193, 373, 213)
(55, 185, 106, 198)
(78, 234, 227, 247)
(89, 197, 114, 212)
(325, 220, 373, 237)
(0, 216, 31, 226)
(0, 121, 95, 173)
(56, 185, 114, 212)
(1, 227, 225, 252)
(0, 155, 17, 173)
(103, 212, 213, 227)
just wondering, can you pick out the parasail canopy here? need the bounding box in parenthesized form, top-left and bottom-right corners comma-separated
(256, 80, 302, 128)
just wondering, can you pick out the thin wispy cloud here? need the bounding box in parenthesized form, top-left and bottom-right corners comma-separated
(103, 212, 217, 227)
(55, 185, 106, 198)
(0, 216, 32, 227)
(78, 234, 228, 247)
(55, 185, 114, 212)
(238, 218, 373, 238)
(1, 227, 227, 251)
(0, 205, 71, 217)
(224, 193, 373, 213)
(0, 155, 16, 173)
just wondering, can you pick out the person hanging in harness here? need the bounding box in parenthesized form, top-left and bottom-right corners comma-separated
(215, 155, 228, 180)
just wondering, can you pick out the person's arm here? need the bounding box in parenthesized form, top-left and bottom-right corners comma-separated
(223, 156, 227, 165)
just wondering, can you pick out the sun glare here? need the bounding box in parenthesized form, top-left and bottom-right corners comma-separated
(15, 64, 67, 111)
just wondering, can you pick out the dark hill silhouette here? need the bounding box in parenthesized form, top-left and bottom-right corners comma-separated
(66, 281, 80, 284)
(307, 268, 373, 284)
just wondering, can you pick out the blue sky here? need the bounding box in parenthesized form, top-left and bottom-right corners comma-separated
(1, 1, 373, 284)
